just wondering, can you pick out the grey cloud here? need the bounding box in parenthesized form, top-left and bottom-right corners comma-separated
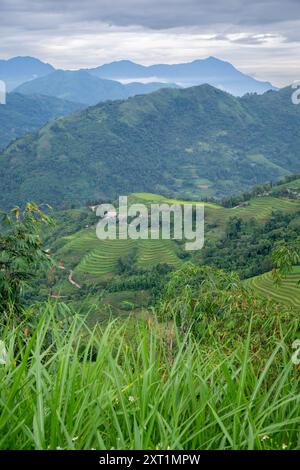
(1, 0, 300, 50)
(0, 0, 299, 86)
(1, 0, 300, 30)
(213, 33, 283, 45)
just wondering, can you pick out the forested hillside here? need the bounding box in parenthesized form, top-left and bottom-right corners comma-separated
(0, 92, 83, 150)
(0, 85, 299, 209)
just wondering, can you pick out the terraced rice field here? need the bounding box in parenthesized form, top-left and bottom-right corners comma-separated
(130, 193, 299, 218)
(129, 193, 221, 209)
(75, 238, 136, 277)
(136, 239, 182, 269)
(274, 178, 300, 191)
(58, 230, 182, 279)
(232, 197, 299, 218)
(61, 230, 101, 253)
(205, 196, 300, 239)
(245, 267, 300, 308)
(207, 196, 299, 223)
(55, 192, 300, 281)
(130, 193, 300, 237)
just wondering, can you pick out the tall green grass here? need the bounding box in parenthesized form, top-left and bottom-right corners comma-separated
(0, 305, 299, 450)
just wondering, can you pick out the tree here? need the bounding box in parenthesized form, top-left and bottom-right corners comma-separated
(0, 203, 53, 319)
(271, 239, 300, 285)
(116, 248, 137, 275)
(226, 217, 242, 240)
(158, 262, 241, 335)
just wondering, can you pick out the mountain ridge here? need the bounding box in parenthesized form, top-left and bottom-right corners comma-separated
(0, 56, 55, 91)
(14, 69, 179, 105)
(86, 56, 276, 96)
(0, 83, 298, 210)
(0, 55, 276, 97)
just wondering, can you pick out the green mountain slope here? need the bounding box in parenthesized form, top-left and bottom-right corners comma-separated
(0, 92, 83, 150)
(0, 84, 300, 209)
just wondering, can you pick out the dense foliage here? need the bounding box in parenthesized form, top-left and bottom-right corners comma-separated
(201, 210, 300, 279)
(0, 204, 52, 318)
(1, 85, 300, 209)
(0, 92, 83, 151)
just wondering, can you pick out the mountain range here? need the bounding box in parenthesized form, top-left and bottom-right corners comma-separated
(0, 84, 298, 210)
(0, 56, 55, 91)
(0, 56, 275, 97)
(14, 70, 178, 105)
(86, 57, 275, 96)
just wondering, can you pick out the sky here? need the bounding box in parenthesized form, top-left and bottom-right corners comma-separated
(0, 0, 299, 86)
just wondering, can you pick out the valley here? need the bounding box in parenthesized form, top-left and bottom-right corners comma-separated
(36, 176, 300, 318)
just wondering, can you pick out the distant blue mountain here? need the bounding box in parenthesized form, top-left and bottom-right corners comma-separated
(87, 57, 276, 96)
(14, 70, 178, 105)
(0, 56, 55, 91)
(1, 55, 276, 97)
(88, 60, 147, 78)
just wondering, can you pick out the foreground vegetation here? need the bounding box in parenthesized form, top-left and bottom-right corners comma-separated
(0, 200, 299, 450)
(0, 299, 299, 450)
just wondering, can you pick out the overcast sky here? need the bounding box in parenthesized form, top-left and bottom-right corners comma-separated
(0, 0, 299, 86)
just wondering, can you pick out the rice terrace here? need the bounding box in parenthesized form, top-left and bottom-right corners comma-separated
(245, 267, 300, 308)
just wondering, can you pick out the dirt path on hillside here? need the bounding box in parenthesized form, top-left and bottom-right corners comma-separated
(68, 270, 82, 289)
